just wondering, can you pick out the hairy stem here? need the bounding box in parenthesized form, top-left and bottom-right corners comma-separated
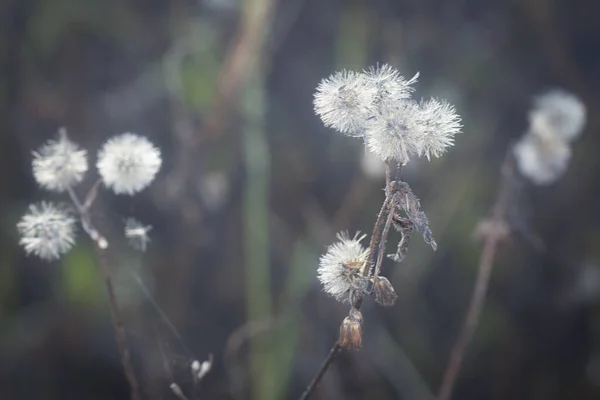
(438, 153, 515, 400)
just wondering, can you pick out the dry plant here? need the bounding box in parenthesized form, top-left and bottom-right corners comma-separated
(300, 64, 463, 399)
(16, 128, 162, 400)
(438, 89, 587, 400)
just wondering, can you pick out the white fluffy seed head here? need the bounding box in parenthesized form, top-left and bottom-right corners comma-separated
(514, 133, 571, 185)
(318, 232, 370, 303)
(97, 133, 162, 195)
(17, 202, 77, 260)
(313, 70, 377, 136)
(529, 90, 586, 142)
(364, 64, 419, 108)
(124, 218, 152, 252)
(415, 98, 462, 160)
(364, 101, 423, 163)
(32, 128, 88, 192)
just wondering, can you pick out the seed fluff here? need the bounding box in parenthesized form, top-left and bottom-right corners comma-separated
(17, 202, 77, 260)
(97, 133, 162, 195)
(32, 128, 88, 192)
(318, 232, 370, 303)
(124, 218, 152, 252)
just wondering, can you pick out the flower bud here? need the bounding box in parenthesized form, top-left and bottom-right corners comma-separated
(339, 308, 363, 350)
(372, 276, 397, 307)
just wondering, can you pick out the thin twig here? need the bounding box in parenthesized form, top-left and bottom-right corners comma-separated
(67, 186, 142, 400)
(299, 343, 342, 400)
(437, 153, 516, 400)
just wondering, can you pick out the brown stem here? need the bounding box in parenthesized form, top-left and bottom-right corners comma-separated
(300, 166, 403, 399)
(437, 153, 515, 400)
(67, 186, 141, 400)
(95, 245, 142, 400)
(298, 343, 341, 400)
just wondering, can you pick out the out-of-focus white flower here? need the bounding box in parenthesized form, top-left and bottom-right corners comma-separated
(364, 64, 419, 107)
(191, 354, 213, 381)
(529, 90, 586, 142)
(364, 101, 423, 163)
(17, 202, 76, 260)
(32, 128, 88, 192)
(97, 133, 162, 195)
(416, 98, 462, 159)
(314, 70, 376, 136)
(318, 232, 370, 303)
(124, 218, 152, 252)
(514, 133, 571, 185)
(360, 150, 387, 179)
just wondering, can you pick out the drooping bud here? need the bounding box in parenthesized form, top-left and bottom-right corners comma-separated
(339, 308, 363, 350)
(372, 276, 398, 307)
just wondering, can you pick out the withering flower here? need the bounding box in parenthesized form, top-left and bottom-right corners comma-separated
(32, 128, 88, 192)
(318, 232, 370, 303)
(17, 202, 76, 260)
(514, 132, 571, 185)
(372, 276, 398, 307)
(529, 90, 586, 142)
(97, 133, 162, 195)
(124, 218, 152, 252)
(314, 70, 376, 136)
(515, 89, 586, 185)
(339, 308, 363, 350)
(416, 98, 462, 160)
(364, 64, 418, 108)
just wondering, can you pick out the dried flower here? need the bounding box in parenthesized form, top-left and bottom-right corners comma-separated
(529, 90, 586, 142)
(364, 101, 423, 163)
(32, 128, 88, 192)
(314, 70, 376, 136)
(416, 98, 462, 160)
(372, 276, 398, 307)
(318, 232, 370, 303)
(364, 64, 418, 108)
(514, 132, 571, 185)
(97, 133, 162, 195)
(124, 218, 152, 252)
(339, 308, 363, 350)
(17, 202, 76, 260)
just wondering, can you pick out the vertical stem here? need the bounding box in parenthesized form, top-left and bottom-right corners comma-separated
(437, 154, 515, 400)
(95, 246, 142, 400)
(67, 186, 141, 400)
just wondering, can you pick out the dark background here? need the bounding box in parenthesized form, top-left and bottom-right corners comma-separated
(1, 0, 600, 399)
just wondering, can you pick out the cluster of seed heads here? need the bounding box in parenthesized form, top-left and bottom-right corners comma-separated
(314, 65, 461, 349)
(17, 128, 161, 260)
(514, 90, 586, 185)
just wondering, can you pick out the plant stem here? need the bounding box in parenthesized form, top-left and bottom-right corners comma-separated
(437, 153, 515, 400)
(298, 343, 342, 400)
(67, 186, 141, 400)
(300, 164, 402, 399)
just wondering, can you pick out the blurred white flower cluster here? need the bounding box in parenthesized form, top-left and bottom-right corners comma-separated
(514, 90, 586, 185)
(314, 64, 462, 163)
(17, 129, 161, 260)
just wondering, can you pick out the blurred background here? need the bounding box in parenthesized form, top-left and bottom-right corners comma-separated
(1, 0, 600, 399)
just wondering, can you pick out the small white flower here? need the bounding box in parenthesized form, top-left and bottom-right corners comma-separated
(32, 128, 88, 192)
(364, 101, 423, 163)
(416, 98, 462, 159)
(529, 90, 586, 142)
(314, 70, 376, 136)
(318, 232, 370, 303)
(514, 133, 571, 185)
(17, 202, 77, 260)
(97, 133, 162, 195)
(124, 218, 152, 252)
(364, 64, 419, 108)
